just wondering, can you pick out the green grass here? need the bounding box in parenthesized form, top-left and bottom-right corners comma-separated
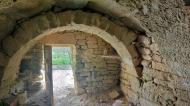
(52, 48, 72, 65)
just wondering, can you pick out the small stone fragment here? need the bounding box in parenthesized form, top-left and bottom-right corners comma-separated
(150, 43, 159, 53)
(142, 55, 152, 61)
(152, 54, 162, 62)
(108, 90, 120, 99)
(138, 47, 151, 55)
(138, 36, 151, 47)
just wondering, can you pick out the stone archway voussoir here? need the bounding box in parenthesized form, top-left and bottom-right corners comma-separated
(2, 36, 22, 56)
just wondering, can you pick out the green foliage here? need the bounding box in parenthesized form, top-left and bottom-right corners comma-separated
(52, 47, 72, 65)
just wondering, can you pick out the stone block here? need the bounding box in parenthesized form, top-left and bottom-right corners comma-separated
(45, 13, 60, 28)
(121, 63, 140, 77)
(120, 78, 130, 86)
(56, 11, 75, 26)
(87, 13, 102, 26)
(14, 26, 34, 43)
(153, 78, 169, 87)
(107, 66, 118, 71)
(115, 27, 129, 41)
(72, 10, 89, 24)
(0, 52, 9, 66)
(77, 40, 86, 45)
(75, 33, 86, 40)
(87, 40, 97, 44)
(103, 79, 114, 84)
(86, 36, 97, 41)
(151, 61, 167, 71)
(80, 72, 90, 77)
(128, 75, 141, 92)
(141, 60, 151, 67)
(93, 50, 103, 55)
(2, 36, 21, 56)
(98, 42, 107, 47)
(0, 15, 15, 40)
(76, 63, 85, 69)
(31, 16, 50, 33)
(127, 45, 139, 58)
(105, 58, 120, 63)
(76, 88, 86, 95)
(107, 63, 119, 67)
(87, 43, 98, 49)
(139, 98, 159, 106)
(142, 54, 152, 61)
(21, 19, 42, 38)
(81, 45, 87, 50)
(108, 90, 120, 99)
(121, 86, 139, 105)
(3, 0, 54, 19)
(122, 31, 137, 46)
(174, 89, 190, 101)
(17, 92, 27, 105)
(138, 47, 151, 55)
(107, 21, 122, 36)
(152, 54, 162, 62)
(150, 43, 159, 53)
(142, 82, 176, 104)
(99, 17, 112, 31)
(94, 76, 104, 81)
(137, 36, 151, 47)
(142, 67, 168, 81)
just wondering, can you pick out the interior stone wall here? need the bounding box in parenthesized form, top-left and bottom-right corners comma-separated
(122, 35, 166, 106)
(116, 0, 190, 105)
(40, 31, 121, 93)
(0, 43, 43, 105)
(117, 0, 190, 78)
(20, 43, 43, 75)
(19, 43, 44, 105)
(0, 3, 189, 105)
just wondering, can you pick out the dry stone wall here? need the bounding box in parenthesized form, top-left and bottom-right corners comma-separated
(19, 43, 44, 105)
(40, 31, 121, 93)
(0, 9, 189, 106)
(0, 43, 43, 104)
(117, 0, 190, 85)
(20, 43, 43, 75)
(114, 0, 190, 105)
(121, 34, 190, 106)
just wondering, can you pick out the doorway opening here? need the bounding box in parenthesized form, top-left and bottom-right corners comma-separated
(52, 46, 75, 106)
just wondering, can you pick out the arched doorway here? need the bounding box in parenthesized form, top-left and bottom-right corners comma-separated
(1, 11, 140, 87)
(0, 0, 189, 106)
(17, 30, 127, 105)
(0, 11, 142, 105)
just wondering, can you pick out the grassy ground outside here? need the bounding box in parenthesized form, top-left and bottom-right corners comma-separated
(52, 47, 72, 66)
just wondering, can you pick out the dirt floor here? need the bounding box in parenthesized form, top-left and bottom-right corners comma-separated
(53, 69, 75, 106)
(26, 69, 127, 106)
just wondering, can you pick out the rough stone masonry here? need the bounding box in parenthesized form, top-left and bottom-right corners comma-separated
(0, 0, 190, 106)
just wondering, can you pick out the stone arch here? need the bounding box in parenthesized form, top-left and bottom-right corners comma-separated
(0, 1, 189, 106)
(0, 11, 141, 96)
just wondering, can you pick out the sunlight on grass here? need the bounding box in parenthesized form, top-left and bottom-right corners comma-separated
(52, 47, 72, 65)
